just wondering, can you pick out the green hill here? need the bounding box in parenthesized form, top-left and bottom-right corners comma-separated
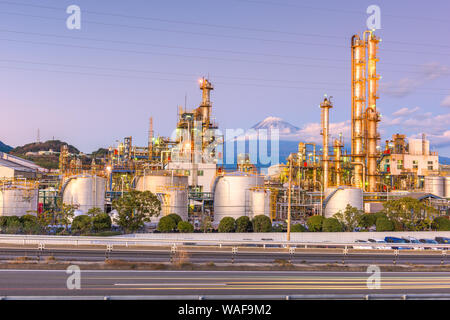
(0, 140, 13, 153)
(10, 140, 80, 156)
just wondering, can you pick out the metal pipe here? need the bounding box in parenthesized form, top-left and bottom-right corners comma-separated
(320, 96, 333, 190)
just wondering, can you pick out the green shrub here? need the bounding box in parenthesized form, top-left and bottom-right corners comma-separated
(322, 218, 343, 232)
(21, 214, 42, 235)
(358, 213, 377, 229)
(92, 213, 112, 232)
(272, 223, 285, 232)
(166, 213, 182, 226)
(5, 216, 22, 234)
(157, 216, 177, 232)
(376, 217, 395, 231)
(177, 221, 194, 233)
(306, 215, 324, 232)
(432, 216, 450, 231)
(291, 224, 306, 232)
(218, 217, 236, 233)
(236, 216, 252, 232)
(71, 215, 92, 234)
(252, 215, 272, 232)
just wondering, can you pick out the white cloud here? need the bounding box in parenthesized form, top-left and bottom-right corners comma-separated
(392, 106, 420, 117)
(380, 62, 450, 98)
(441, 95, 450, 107)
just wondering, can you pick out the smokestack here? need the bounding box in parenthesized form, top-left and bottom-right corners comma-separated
(320, 96, 333, 190)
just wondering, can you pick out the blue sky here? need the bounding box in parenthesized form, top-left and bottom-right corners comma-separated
(0, 0, 449, 155)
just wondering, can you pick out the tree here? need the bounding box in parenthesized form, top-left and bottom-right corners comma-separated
(252, 215, 272, 232)
(92, 213, 112, 232)
(166, 213, 182, 226)
(157, 216, 177, 232)
(177, 221, 194, 233)
(381, 197, 437, 231)
(87, 207, 103, 217)
(376, 217, 395, 231)
(306, 215, 324, 232)
(236, 216, 252, 232)
(291, 224, 306, 232)
(56, 201, 78, 231)
(322, 218, 343, 232)
(71, 215, 92, 234)
(432, 216, 450, 231)
(20, 214, 42, 235)
(200, 215, 213, 233)
(4, 216, 22, 234)
(333, 204, 363, 231)
(218, 217, 236, 233)
(112, 190, 161, 233)
(358, 213, 377, 230)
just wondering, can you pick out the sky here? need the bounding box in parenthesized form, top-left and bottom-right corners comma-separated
(0, 0, 449, 156)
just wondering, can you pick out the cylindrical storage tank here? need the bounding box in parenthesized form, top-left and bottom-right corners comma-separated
(324, 187, 363, 218)
(249, 188, 271, 219)
(424, 176, 445, 198)
(213, 173, 264, 223)
(445, 177, 450, 199)
(135, 172, 188, 222)
(62, 175, 106, 214)
(0, 187, 38, 216)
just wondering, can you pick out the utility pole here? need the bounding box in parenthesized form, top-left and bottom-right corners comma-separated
(287, 155, 293, 242)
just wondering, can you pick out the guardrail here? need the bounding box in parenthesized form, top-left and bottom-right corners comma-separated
(0, 234, 449, 250)
(1, 294, 450, 300)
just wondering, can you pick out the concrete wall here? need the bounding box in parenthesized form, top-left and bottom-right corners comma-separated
(124, 231, 450, 243)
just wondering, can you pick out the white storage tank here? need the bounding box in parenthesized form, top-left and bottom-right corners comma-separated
(62, 174, 106, 214)
(249, 188, 271, 219)
(424, 176, 445, 198)
(135, 171, 188, 222)
(0, 187, 38, 216)
(445, 177, 450, 199)
(323, 187, 363, 218)
(213, 172, 264, 223)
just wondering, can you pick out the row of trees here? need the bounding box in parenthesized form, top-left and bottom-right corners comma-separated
(217, 215, 273, 233)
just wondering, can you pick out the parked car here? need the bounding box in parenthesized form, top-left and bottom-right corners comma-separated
(419, 239, 440, 250)
(368, 238, 391, 250)
(403, 237, 422, 250)
(384, 236, 411, 250)
(435, 237, 450, 244)
(352, 240, 373, 250)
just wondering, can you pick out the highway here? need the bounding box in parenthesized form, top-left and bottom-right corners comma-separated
(0, 246, 447, 265)
(1, 270, 450, 298)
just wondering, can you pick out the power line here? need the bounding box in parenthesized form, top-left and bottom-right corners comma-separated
(1, 63, 448, 95)
(1, 9, 450, 56)
(1, 37, 446, 75)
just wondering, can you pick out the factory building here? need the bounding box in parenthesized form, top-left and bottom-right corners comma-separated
(0, 152, 45, 179)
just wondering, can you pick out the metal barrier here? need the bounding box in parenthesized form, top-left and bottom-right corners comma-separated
(0, 234, 449, 250)
(1, 293, 450, 300)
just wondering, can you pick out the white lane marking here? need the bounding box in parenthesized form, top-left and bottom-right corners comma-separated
(114, 283, 226, 286)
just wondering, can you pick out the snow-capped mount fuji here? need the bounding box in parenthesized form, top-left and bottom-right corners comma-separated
(251, 117, 300, 135)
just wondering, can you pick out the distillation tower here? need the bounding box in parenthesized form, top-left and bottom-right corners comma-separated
(351, 30, 381, 192)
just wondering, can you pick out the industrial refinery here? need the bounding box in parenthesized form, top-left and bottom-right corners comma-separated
(0, 30, 449, 228)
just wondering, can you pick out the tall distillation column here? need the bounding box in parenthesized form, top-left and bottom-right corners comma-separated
(365, 31, 380, 192)
(333, 138, 343, 186)
(320, 96, 333, 190)
(351, 35, 366, 190)
(199, 77, 213, 130)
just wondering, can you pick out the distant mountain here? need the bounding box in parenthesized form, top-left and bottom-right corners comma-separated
(251, 116, 300, 135)
(10, 140, 80, 156)
(0, 141, 13, 153)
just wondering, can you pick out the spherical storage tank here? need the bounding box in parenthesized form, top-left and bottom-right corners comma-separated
(0, 187, 38, 217)
(424, 176, 445, 198)
(213, 173, 265, 223)
(62, 175, 106, 214)
(135, 172, 188, 222)
(324, 187, 363, 218)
